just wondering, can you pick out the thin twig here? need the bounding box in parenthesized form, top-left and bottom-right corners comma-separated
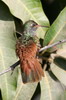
(0, 60, 20, 76)
(0, 39, 66, 76)
(16, 31, 22, 35)
(0, 67, 11, 76)
(39, 39, 66, 52)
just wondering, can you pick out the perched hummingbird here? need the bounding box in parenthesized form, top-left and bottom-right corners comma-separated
(16, 20, 44, 83)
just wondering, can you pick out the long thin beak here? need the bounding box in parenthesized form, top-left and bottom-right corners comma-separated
(35, 25, 49, 28)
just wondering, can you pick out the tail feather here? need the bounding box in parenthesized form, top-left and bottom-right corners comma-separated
(21, 58, 44, 83)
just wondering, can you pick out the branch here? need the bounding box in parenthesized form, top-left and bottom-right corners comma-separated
(39, 39, 66, 52)
(0, 39, 66, 76)
(0, 60, 20, 75)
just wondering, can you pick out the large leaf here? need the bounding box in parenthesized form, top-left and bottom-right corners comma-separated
(56, 43, 66, 58)
(59, 91, 66, 100)
(0, 1, 18, 100)
(40, 71, 65, 100)
(13, 71, 38, 100)
(44, 7, 66, 45)
(51, 56, 66, 86)
(2, 0, 49, 39)
(0, 1, 39, 100)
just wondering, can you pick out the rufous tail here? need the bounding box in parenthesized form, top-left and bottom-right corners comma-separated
(20, 57, 44, 83)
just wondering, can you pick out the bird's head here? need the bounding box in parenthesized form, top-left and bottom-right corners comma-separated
(23, 20, 39, 36)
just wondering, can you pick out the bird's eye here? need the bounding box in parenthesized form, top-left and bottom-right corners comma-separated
(30, 23, 36, 27)
(30, 23, 33, 27)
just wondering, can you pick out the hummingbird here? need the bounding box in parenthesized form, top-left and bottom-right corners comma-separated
(16, 20, 44, 83)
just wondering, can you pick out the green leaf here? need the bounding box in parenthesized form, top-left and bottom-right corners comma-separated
(51, 56, 66, 86)
(40, 71, 65, 100)
(59, 91, 66, 100)
(2, 0, 49, 39)
(56, 44, 66, 58)
(44, 7, 66, 45)
(14, 71, 38, 100)
(0, 1, 18, 100)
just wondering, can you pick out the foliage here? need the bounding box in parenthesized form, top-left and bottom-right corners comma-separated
(0, 0, 66, 100)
